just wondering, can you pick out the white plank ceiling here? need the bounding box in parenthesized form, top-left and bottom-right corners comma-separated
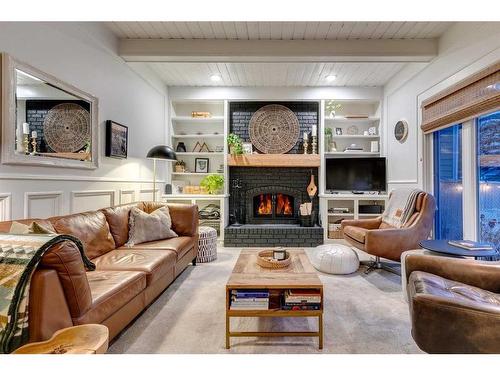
(108, 22, 452, 40)
(112, 22, 451, 87)
(144, 62, 407, 87)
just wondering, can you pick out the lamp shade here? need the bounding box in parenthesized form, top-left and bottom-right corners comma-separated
(146, 145, 177, 161)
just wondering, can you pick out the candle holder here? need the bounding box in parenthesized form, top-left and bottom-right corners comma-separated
(303, 139, 309, 154)
(30, 137, 37, 156)
(312, 135, 317, 155)
(23, 134, 30, 155)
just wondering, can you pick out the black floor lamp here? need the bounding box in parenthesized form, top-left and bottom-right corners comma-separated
(146, 145, 177, 201)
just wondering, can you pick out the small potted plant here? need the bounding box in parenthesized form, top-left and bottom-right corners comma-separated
(227, 133, 243, 155)
(200, 174, 224, 195)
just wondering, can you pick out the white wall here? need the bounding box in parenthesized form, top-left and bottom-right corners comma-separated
(382, 22, 500, 191)
(0, 22, 168, 220)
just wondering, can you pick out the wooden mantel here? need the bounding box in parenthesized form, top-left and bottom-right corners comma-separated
(227, 154, 320, 168)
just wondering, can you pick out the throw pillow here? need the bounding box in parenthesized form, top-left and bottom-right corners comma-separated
(8, 221, 31, 234)
(126, 206, 178, 246)
(9, 221, 57, 235)
(29, 221, 56, 234)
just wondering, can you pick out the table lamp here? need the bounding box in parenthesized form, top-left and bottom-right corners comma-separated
(146, 145, 177, 201)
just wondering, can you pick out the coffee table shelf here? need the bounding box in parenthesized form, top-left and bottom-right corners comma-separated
(225, 249, 324, 349)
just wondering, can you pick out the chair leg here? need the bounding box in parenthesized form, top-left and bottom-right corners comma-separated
(192, 257, 197, 266)
(361, 256, 401, 275)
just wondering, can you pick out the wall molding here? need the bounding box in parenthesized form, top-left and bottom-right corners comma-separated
(119, 189, 136, 204)
(0, 173, 164, 183)
(24, 191, 63, 219)
(0, 193, 12, 221)
(70, 189, 116, 213)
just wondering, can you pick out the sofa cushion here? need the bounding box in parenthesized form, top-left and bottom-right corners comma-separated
(74, 270, 146, 325)
(409, 271, 500, 312)
(93, 249, 176, 285)
(123, 236, 194, 260)
(51, 211, 116, 259)
(126, 206, 177, 246)
(343, 226, 368, 244)
(101, 204, 136, 248)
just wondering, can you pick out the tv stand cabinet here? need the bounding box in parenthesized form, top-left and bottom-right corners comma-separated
(319, 194, 389, 241)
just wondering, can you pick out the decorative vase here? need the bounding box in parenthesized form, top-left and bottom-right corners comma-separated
(176, 142, 187, 153)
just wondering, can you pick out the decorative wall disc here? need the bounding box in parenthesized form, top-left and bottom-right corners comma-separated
(43, 103, 91, 152)
(249, 104, 300, 154)
(394, 120, 409, 143)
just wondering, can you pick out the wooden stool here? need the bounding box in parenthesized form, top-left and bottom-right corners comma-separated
(197, 226, 217, 263)
(13, 324, 109, 354)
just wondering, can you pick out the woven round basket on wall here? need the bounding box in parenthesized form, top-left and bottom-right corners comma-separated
(43, 103, 91, 152)
(249, 104, 300, 154)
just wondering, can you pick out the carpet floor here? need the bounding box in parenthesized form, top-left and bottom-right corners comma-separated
(108, 247, 421, 354)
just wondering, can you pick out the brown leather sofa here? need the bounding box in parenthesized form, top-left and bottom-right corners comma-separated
(341, 192, 435, 273)
(405, 254, 500, 353)
(0, 201, 199, 344)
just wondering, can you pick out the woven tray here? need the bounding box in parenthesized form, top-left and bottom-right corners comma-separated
(256, 250, 291, 269)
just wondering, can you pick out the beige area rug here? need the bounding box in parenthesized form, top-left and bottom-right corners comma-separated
(108, 247, 421, 354)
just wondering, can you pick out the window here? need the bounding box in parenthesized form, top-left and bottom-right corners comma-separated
(433, 124, 463, 240)
(477, 111, 500, 251)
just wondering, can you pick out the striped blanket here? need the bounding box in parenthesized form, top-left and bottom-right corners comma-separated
(382, 189, 422, 228)
(0, 233, 95, 353)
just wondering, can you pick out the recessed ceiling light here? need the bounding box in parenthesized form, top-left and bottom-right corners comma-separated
(210, 74, 222, 82)
(326, 75, 337, 82)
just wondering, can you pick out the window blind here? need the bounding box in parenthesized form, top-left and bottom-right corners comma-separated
(421, 61, 500, 133)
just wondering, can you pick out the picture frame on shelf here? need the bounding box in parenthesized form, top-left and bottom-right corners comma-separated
(195, 158, 209, 173)
(242, 142, 253, 154)
(105, 120, 128, 159)
(335, 127, 343, 136)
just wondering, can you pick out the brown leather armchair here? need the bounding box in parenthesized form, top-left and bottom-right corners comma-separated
(341, 192, 436, 273)
(405, 254, 500, 353)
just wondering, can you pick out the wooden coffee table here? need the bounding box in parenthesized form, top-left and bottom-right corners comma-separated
(225, 248, 324, 349)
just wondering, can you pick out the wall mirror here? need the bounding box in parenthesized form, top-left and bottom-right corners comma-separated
(1, 53, 98, 169)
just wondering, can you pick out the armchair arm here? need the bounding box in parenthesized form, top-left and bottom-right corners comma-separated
(363, 226, 423, 261)
(341, 217, 381, 230)
(167, 203, 199, 237)
(405, 254, 500, 293)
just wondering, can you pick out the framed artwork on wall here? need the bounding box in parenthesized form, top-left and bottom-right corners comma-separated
(195, 157, 209, 173)
(105, 120, 128, 158)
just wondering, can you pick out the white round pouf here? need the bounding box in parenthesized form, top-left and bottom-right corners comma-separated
(196, 226, 218, 263)
(311, 244, 360, 275)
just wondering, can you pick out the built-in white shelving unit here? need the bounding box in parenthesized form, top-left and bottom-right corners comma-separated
(164, 100, 229, 240)
(320, 98, 384, 241)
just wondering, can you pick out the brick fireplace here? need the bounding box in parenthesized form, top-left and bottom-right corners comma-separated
(224, 100, 323, 248)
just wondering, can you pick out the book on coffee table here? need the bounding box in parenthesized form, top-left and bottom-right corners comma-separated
(448, 240, 493, 251)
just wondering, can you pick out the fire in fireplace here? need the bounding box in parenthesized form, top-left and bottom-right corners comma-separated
(254, 193, 294, 218)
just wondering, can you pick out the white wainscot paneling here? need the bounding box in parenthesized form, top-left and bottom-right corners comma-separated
(139, 188, 160, 202)
(24, 191, 63, 219)
(71, 190, 116, 213)
(119, 189, 136, 205)
(0, 193, 12, 221)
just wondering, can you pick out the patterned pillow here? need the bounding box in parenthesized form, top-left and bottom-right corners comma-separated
(126, 206, 178, 246)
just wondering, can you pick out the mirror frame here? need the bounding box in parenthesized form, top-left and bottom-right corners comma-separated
(1, 53, 99, 169)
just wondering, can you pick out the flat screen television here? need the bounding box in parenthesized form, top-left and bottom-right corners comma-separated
(326, 157, 387, 193)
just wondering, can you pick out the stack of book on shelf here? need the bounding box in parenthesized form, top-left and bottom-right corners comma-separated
(230, 289, 269, 310)
(282, 289, 321, 311)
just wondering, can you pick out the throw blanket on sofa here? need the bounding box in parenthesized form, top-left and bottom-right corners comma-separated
(382, 188, 422, 228)
(0, 233, 95, 353)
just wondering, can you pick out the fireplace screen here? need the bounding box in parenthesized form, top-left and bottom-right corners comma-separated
(254, 193, 294, 217)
